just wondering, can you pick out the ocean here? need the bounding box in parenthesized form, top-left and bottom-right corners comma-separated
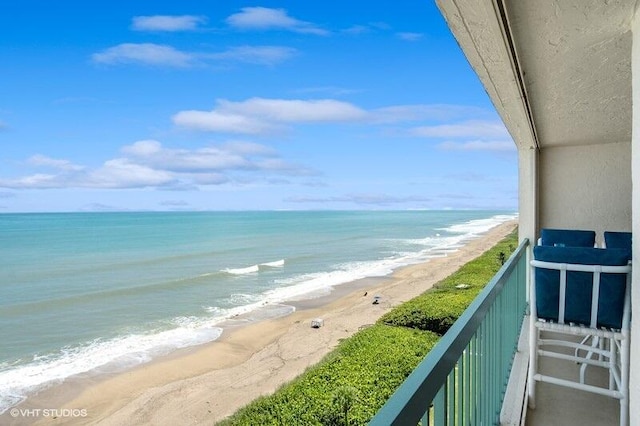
(0, 210, 515, 413)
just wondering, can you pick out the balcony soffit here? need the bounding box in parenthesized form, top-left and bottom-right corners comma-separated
(505, 0, 634, 148)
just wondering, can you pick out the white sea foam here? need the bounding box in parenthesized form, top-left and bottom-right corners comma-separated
(222, 264, 260, 275)
(222, 259, 285, 275)
(260, 259, 285, 268)
(263, 213, 517, 303)
(226, 293, 260, 305)
(204, 296, 290, 320)
(0, 321, 223, 415)
(268, 257, 409, 302)
(441, 214, 517, 236)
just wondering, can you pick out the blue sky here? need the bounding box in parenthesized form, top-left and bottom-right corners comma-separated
(0, 1, 517, 212)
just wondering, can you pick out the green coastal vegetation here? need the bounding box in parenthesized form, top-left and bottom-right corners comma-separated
(218, 228, 518, 426)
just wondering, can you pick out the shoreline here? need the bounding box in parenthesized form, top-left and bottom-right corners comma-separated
(6, 220, 517, 426)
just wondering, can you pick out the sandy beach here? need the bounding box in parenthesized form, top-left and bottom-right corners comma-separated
(7, 220, 517, 426)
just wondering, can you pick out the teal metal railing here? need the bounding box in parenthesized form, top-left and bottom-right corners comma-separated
(370, 238, 529, 425)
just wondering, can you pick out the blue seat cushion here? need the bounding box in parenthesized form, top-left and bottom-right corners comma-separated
(604, 231, 632, 253)
(540, 228, 596, 247)
(533, 246, 630, 329)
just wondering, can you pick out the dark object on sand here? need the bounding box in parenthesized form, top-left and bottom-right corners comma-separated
(372, 295, 381, 305)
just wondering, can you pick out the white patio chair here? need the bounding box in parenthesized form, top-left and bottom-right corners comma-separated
(528, 245, 632, 426)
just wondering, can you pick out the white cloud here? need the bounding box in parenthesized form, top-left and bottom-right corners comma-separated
(222, 141, 277, 156)
(397, 32, 423, 41)
(27, 155, 85, 171)
(438, 140, 516, 152)
(0, 173, 62, 189)
(285, 193, 431, 206)
(219, 98, 366, 122)
(79, 203, 123, 212)
(172, 99, 503, 137)
(369, 22, 392, 31)
(132, 15, 207, 32)
(172, 110, 278, 134)
(189, 173, 229, 185)
(343, 25, 370, 35)
(121, 140, 253, 172)
(208, 46, 297, 65)
(411, 120, 510, 138)
(407, 117, 514, 154)
(173, 97, 367, 134)
(342, 22, 391, 35)
(370, 104, 492, 123)
(87, 159, 176, 189)
(92, 43, 194, 67)
(0, 141, 313, 190)
(160, 199, 189, 207)
(93, 44, 296, 68)
(226, 7, 329, 35)
(121, 139, 162, 156)
(256, 158, 316, 176)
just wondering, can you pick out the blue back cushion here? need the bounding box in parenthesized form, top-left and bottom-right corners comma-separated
(540, 228, 596, 248)
(533, 246, 630, 329)
(604, 231, 632, 252)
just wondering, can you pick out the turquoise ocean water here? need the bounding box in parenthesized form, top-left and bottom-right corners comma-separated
(0, 210, 515, 412)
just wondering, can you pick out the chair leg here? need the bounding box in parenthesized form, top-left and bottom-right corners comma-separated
(608, 336, 615, 391)
(620, 334, 630, 426)
(528, 324, 538, 409)
(579, 336, 600, 384)
(575, 334, 592, 360)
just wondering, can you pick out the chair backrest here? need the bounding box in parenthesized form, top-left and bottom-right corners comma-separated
(539, 228, 596, 247)
(604, 231, 632, 251)
(532, 246, 631, 329)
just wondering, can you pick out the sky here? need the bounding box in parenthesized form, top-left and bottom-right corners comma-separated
(0, 0, 518, 213)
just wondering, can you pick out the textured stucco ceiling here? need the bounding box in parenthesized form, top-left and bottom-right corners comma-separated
(505, 0, 635, 148)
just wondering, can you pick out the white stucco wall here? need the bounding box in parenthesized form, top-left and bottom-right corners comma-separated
(538, 141, 632, 243)
(518, 147, 537, 246)
(630, 15, 640, 423)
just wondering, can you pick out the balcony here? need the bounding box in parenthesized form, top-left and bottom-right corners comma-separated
(370, 239, 624, 425)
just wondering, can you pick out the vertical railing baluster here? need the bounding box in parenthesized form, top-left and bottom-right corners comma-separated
(447, 371, 455, 426)
(434, 382, 447, 425)
(497, 299, 502, 422)
(480, 319, 487, 425)
(494, 299, 499, 423)
(421, 404, 431, 426)
(472, 332, 479, 426)
(484, 306, 490, 425)
(457, 356, 464, 425)
(464, 345, 471, 425)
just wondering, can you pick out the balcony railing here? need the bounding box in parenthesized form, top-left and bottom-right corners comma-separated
(370, 238, 529, 425)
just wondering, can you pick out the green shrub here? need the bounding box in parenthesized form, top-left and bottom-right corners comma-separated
(379, 289, 475, 334)
(379, 229, 518, 334)
(218, 325, 440, 425)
